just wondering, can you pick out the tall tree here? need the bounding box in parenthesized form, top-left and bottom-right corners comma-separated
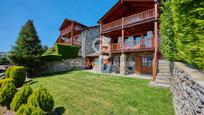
(10, 20, 44, 72)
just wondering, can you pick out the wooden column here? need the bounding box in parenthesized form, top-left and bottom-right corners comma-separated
(152, 0, 158, 81)
(71, 23, 74, 45)
(122, 17, 125, 53)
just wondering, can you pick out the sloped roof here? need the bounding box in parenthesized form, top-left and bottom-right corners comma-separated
(59, 18, 88, 30)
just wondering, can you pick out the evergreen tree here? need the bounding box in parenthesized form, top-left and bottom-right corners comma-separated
(9, 20, 44, 73)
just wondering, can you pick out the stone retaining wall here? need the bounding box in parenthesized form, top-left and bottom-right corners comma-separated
(39, 58, 85, 74)
(170, 62, 204, 115)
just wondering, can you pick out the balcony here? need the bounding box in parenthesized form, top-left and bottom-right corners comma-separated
(102, 38, 154, 53)
(59, 40, 81, 46)
(102, 9, 155, 33)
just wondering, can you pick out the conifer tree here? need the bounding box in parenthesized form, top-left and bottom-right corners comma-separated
(10, 20, 44, 73)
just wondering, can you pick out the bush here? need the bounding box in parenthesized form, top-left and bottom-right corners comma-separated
(0, 55, 10, 65)
(28, 86, 54, 112)
(10, 66, 26, 87)
(0, 78, 13, 86)
(16, 104, 46, 115)
(10, 84, 33, 111)
(41, 54, 62, 62)
(55, 43, 80, 59)
(0, 82, 16, 106)
(5, 66, 14, 78)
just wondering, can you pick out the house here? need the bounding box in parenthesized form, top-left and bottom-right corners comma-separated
(98, 0, 159, 80)
(56, 19, 100, 69)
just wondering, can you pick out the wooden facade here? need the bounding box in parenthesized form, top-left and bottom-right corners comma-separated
(99, 0, 158, 80)
(56, 19, 88, 46)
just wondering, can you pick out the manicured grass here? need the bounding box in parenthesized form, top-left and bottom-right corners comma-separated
(31, 71, 174, 115)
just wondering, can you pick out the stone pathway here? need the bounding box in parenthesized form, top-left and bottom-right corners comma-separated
(83, 70, 152, 80)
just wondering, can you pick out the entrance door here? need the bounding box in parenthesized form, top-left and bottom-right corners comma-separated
(141, 57, 153, 74)
(135, 56, 142, 73)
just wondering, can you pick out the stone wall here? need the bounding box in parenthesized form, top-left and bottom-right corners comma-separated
(80, 26, 100, 58)
(170, 62, 204, 115)
(39, 58, 85, 74)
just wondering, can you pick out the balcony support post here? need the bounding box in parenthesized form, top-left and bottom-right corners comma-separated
(152, 0, 158, 81)
(122, 17, 125, 54)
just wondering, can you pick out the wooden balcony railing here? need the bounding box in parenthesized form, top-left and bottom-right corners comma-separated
(102, 9, 155, 33)
(109, 38, 154, 52)
(59, 40, 81, 46)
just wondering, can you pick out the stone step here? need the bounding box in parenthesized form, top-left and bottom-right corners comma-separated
(157, 76, 170, 81)
(157, 73, 170, 76)
(158, 66, 170, 70)
(158, 69, 170, 73)
(149, 81, 170, 88)
(155, 79, 170, 85)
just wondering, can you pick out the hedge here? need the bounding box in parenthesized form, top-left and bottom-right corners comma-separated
(0, 78, 13, 86)
(28, 86, 54, 112)
(0, 82, 16, 106)
(41, 53, 62, 62)
(10, 66, 26, 87)
(55, 43, 80, 59)
(160, 0, 204, 71)
(10, 84, 33, 111)
(5, 66, 14, 78)
(16, 104, 46, 115)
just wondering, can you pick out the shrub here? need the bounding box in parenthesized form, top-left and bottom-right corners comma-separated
(5, 66, 14, 78)
(0, 82, 16, 106)
(10, 84, 33, 111)
(55, 43, 80, 59)
(16, 104, 46, 115)
(10, 66, 26, 87)
(0, 78, 13, 86)
(41, 54, 62, 62)
(28, 86, 54, 112)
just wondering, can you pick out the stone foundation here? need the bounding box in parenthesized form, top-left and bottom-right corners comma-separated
(170, 62, 204, 115)
(39, 58, 85, 74)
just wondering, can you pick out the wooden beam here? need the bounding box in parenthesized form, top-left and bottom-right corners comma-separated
(122, 17, 125, 54)
(152, 0, 158, 81)
(71, 23, 74, 45)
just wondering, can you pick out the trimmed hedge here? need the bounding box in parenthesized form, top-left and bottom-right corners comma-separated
(0, 78, 13, 86)
(10, 66, 26, 87)
(160, 0, 204, 71)
(41, 53, 62, 62)
(10, 84, 33, 111)
(55, 43, 80, 59)
(28, 86, 54, 112)
(16, 104, 46, 115)
(0, 82, 16, 106)
(5, 66, 14, 78)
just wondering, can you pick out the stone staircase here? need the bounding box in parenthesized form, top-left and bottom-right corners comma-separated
(150, 59, 171, 88)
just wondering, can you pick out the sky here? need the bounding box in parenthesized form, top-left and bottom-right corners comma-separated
(0, 0, 118, 52)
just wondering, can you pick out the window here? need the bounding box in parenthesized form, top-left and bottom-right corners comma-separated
(134, 36, 142, 46)
(142, 57, 153, 67)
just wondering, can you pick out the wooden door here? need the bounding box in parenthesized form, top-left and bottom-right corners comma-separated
(141, 57, 153, 74)
(135, 56, 142, 73)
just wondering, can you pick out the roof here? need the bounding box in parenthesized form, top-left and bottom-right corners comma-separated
(86, 52, 99, 57)
(59, 18, 88, 30)
(98, 0, 154, 24)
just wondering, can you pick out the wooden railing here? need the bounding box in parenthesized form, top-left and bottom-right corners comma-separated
(59, 40, 81, 46)
(110, 38, 154, 52)
(102, 9, 155, 33)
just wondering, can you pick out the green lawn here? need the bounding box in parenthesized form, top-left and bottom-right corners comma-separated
(31, 71, 174, 115)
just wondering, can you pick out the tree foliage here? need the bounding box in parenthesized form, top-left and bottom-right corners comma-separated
(10, 66, 26, 87)
(9, 19, 44, 72)
(28, 86, 54, 112)
(0, 82, 16, 106)
(16, 104, 46, 115)
(160, 0, 204, 71)
(10, 84, 33, 111)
